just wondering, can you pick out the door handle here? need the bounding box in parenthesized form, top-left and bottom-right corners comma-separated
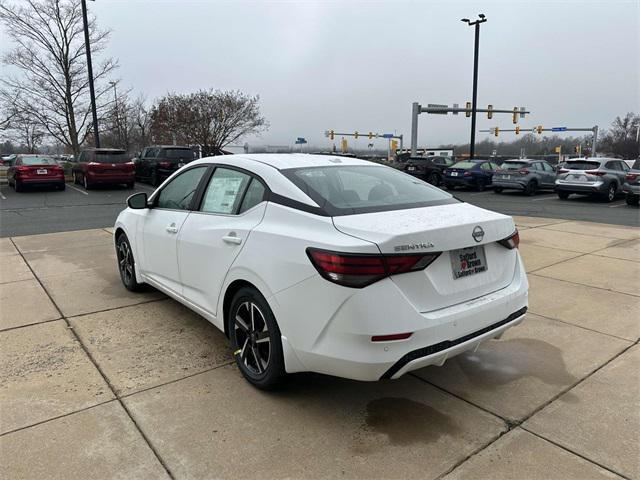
(166, 223, 178, 234)
(222, 233, 243, 245)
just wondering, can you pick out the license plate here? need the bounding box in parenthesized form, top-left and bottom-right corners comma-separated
(407, 166, 415, 171)
(450, 246, 488, 279)
(503, 174, 511, 180)
(571, 174, 587, 182)
(450, 172, 459, 176)
(37, 169, 48, 174)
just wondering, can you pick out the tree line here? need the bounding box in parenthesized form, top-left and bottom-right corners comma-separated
(0, 0, 267, 157)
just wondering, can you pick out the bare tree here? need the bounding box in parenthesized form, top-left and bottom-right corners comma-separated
(150, 89, 268, 154)
(0, 0, 118, 155)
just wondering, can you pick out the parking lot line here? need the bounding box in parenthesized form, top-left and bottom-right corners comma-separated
(470, 191, 492, 196)
(67, 184, 89, 196)
(608, 202, 626, 208)
(532, 195, 557, 202)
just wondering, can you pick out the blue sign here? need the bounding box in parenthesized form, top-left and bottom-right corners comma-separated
(295, 137, 307, 144)
(551, 127, 567, 132)
(382, 133, 394, 139)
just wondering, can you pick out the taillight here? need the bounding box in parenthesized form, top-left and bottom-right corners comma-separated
(626, 173, 638, 182)
(463, 171, 472, 176)
(371, 332, 413, 342)
(585, 170, 605, 177)
(559, 168, 569, 173)
(498, 230, 520, 249)
(16, 166, 30, 173)
(306, 248, 441, 288)
(158, 161, 171, 168)
(518, 169, 530, 175)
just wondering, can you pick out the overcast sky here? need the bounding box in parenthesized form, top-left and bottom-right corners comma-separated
(3, 0, 639, 149)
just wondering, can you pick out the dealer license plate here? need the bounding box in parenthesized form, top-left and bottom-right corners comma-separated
(570, 174, 587, 182)
(450, 172, 459, 176)
(407, 166, 416, 171)
(450, 246, 488, 279)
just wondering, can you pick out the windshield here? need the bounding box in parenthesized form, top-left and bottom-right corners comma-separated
(565, 161, 601, 170)
(20, 156, 56, 165)
(94, 152, 129, 164)
(450, 161, 476, 169)
(162, 148, 194, 160)
(501, 162, 527, 170)
(282, 165, 456, 216)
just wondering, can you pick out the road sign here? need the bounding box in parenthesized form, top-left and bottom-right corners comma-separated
(295, 137, 307, 144)
(381, 133, 394, 139)
(427, 103, 448, 114)
(551, 127, 567, 132)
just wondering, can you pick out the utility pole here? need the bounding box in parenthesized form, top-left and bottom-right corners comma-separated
(81, 0, 100, 148)
(109, 81, 119, 145)
(461, 14, 487, 159)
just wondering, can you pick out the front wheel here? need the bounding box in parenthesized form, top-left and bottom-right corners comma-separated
(229, 287, 286, 390)
(557, 191, 570, 200)
(116, 234, 144, 292)
(494, 187, 503, 194)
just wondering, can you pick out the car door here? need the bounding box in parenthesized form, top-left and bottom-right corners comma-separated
(616, 161, 630, 192)
(480, 162, 493, 183)
(540, 161, 556, 187)
(141, 165, 210, 295)
(178, 166, 268, 318)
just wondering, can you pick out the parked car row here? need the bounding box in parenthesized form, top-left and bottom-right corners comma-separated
(403, 156, 639, 204)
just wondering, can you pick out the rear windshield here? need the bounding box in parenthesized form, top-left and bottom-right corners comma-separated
(162, 148, 194, 160)
(282, 165, 457, 216)
(20, 156, 56, 165)
(451, 161, 476, 169)
(565, 161, 601, 170)
(94, 152, 129, 164)
(501, 162, 527, 170)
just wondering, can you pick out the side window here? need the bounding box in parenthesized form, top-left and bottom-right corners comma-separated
(239, 179, 267, 213)
(200, 168, 251, 214)
(619, 161, 630, 171)
(531, 163, 541, 171)
(542, 162, 554, 172)
(480, 162, 491, 171)
(605, 161, 618, 170)
(156, 166, 208, 210)
(145, 148, 157, 159)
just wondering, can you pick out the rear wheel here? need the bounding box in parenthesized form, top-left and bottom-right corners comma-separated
(83, 174, 92, 190)
(494, 187, 503, 194)
(557, 191, 570, 200)
(445, 183, 455, 190)
(524, 180, 538, 196)
(116, 234, 144, 292)
(229, 287, 286, 390)
(58, 182, 66, 191)
(426, 172, 440, 186)
(476, 178, 486, 191)
(14, 179, 22, 192)
(626, 193, 639, 206)
(603, 183, 616, 202)
(150, 169, 160, 187)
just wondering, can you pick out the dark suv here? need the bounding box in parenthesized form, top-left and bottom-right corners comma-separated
(134, 146, 196, 186)
(403, 156, 454, 185)
(72, 148, 135, 189)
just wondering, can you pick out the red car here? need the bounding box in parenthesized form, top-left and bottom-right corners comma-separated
(72, 148, 135, 189)
(7, 155, 65, 192)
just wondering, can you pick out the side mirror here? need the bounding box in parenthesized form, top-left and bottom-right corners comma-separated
(127, 192, 148, 209)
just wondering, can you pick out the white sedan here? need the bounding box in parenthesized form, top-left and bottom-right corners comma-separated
(114, 154, 528, 389)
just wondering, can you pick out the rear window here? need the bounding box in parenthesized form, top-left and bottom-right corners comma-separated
(282, 165, 456, 216)
(565, 161, 601, 170)
(20, 156, 56, 165)
(451, 162, 476, 169)
(501, 162, 527, 170)
(94, 152, 129, 164)
(162, 148, 195, 160)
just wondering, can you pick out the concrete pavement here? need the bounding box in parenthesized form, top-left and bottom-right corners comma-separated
(0, 219, 638, 479)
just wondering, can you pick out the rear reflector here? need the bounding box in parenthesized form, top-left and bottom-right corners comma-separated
(372, 332, 413, 342)
(498, 230, 520, 249)
(307, 248, 441, 288)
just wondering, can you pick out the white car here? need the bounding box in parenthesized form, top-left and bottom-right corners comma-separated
(114, 154, 528, 389)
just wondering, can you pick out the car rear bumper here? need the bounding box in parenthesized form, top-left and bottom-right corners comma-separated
(18, 177, 65, 184)
(492, 179, 526, 190)
(623, 183, 640, 195)
(555, 180, 605, 193)
(274, 252, 528, 381)
(444, 176, 474, 186)
(87, 173, 134, 184)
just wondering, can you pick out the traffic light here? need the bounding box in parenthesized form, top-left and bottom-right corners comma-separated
(354, 131, 359, 139)
(390, 140, 398, 151)
(487, 105, 493, 119)
(341, 138, 348, 153)
(368, 132, 373, 140)
(574, 145, 580, 153)
(536, 125, 543, 134)
(515, 126, 521, 135)
(512, 107, 518, 124)
(494, 127, 499, 137)
(329, 130, 334, 140)
(465, 102, 472, 117)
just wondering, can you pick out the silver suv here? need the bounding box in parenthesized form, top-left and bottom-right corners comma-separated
(555, 157, 630, 202)
(493, 159, 556, 195)
(623, 159, 640, 206)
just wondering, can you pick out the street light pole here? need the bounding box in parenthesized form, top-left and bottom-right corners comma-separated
(81, 0, 100, 148)
(461, 14, 487, 159)
(109, 81, 119, 145)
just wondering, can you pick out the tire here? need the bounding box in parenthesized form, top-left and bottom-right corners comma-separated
(445, 183, 455, 190)
(626, 193, 639, 206)
(150, 169, 160, 187)
(557, 191, 570, 200)
(494, 187, 503, 194)
(73, 172, 79, 185)
(228, 287, 286, 390)
(83, 174, 91, 190)
(603, 183, 616, 203)
(116, 233, 144, 292)
(524, 180, 538, 196)
(58, 182, 66, 191)
(426, 172, 440, 186)
(476, 179, 486, 192)
(126, 182, 134, 189)
(14, 179, 22, 192)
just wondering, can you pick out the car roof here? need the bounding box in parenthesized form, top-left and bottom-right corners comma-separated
(81, 148, 126, 153)
(146, 145, 192, 149)
(190, 153, 374, 171)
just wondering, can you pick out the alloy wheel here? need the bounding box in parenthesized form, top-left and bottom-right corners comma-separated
(117, 239, 134, 286)
(233, 301, 271, 376)
(607, 184, 615, 202)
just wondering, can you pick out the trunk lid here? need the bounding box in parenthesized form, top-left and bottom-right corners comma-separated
(332, 202, 518, 312)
